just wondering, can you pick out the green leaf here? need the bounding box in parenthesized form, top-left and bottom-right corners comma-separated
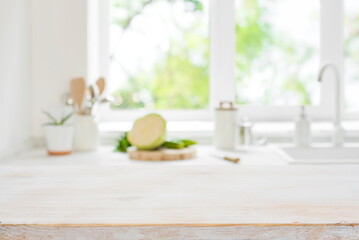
(42, 110, 59, 125)
(162, 140, 185, 149)
(161, 139, 196, 149)
(60, 112, 74, 125)
(179, 139, 196, 147)
(114, 132, 132, 152)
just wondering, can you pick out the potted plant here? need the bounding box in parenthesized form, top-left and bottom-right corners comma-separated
(43, 110, 74, 155)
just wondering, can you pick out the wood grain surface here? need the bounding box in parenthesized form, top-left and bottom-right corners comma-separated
(1, 224, 359, 240)
(0, 165, 359, 239)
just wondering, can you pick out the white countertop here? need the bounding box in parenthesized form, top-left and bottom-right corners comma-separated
(1, 164, 359, 226)
(1, 145, 359, 239)
(1, 145, 290, 166)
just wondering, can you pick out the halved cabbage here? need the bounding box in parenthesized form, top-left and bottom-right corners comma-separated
(127, 113, 166, 150)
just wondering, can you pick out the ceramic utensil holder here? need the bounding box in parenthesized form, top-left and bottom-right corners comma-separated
(214, 101, 237, 150)
(74, 115, 99, 151)
(44, 125, 74, 155)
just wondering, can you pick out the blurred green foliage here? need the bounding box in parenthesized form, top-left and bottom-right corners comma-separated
(234, 0, 316, 105)
(344, 5, 359, 109)
(110, 0, 317, 109)
(345, 13, 359, 82)
(111, 0, 208, 109)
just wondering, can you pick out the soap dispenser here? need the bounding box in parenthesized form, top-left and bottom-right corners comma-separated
(294, 106, 311, 147)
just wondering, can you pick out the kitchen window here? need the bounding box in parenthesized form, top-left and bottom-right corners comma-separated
(345, 0, 359, 113)
(234, 0, 319, 106)
(109, 0, 209, 110)
(93, 0, 356, 122)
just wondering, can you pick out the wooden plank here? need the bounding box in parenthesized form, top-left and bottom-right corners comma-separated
(1, 224, 359, 240)
(0, 165, 359, 226)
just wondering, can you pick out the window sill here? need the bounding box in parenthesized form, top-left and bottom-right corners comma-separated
(100, 121, 214, 144)
(99, 120, 359, 145)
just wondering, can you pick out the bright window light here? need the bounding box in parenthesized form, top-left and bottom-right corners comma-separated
(345, 0, 359, 111)
(235, 0, 320, 106)
(109, 0, 209, 110)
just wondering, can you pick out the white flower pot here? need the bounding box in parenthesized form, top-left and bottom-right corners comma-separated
(74, 115, 99, 151)
(44, 125, 74, 155)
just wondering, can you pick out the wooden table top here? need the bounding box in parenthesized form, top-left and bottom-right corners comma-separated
(1, 165, 359, 226)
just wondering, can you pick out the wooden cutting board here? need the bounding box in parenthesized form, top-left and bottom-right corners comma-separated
(128, 147, 196, 161)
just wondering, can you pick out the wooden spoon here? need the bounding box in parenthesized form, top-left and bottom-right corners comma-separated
(70, 77, 86, 114)
(96, 77, 105, 96)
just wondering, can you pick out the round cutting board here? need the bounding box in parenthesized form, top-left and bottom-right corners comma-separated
(128, 147, 196, 161)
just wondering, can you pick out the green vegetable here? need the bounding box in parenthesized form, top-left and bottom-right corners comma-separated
(162, 140, 185, 149)
(114, 132, 132, 153)
(161, 139, 197, 149)
(114, 132, 196, 152)
(180, 139, 197, 147)
(127, 113, 166, 150)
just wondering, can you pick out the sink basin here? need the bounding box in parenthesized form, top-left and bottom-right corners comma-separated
(280, 144, 359, 164)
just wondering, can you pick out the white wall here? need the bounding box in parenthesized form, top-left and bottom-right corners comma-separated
(0, 0, 32, 156)
(31, 0, 88, 138)
(0, 0, 89, 155)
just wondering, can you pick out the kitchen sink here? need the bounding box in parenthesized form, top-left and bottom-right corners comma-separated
(280, 144, 359, 164)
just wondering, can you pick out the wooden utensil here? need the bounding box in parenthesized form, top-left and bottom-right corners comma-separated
(128, 147, 196, 161)
(211, 153, 240, 163)
(70, 77, 86, 114)
(96, 77, 105, 96)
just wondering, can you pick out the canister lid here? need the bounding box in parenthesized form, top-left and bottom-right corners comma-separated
(215, 101, 237, 111)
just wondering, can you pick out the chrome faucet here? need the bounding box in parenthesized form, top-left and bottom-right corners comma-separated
(318, 63, 345, 146)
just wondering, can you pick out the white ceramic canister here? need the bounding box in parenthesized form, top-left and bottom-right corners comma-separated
(44, 125, 74, 155)
(214, 101, 237, 150)
(74, 115, 99, 151)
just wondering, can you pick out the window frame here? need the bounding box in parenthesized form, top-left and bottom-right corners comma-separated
(93, 0, 357, 123)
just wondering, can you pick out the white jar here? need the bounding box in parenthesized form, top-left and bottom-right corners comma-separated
(74, 115, 99, 151)
(44, 125, 74, 155)
(214, 101, 237, 150)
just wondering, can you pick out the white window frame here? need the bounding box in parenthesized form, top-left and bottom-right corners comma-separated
(91, 0, 358, 122)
